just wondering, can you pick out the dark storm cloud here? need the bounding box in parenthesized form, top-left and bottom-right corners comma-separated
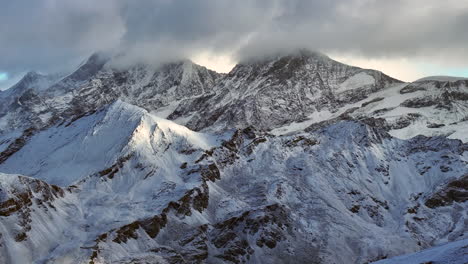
(0, 0, 123, 74)
(1, 0, 467, 80)
(235, 0, 468, 62)
(110, 0, 277, 67)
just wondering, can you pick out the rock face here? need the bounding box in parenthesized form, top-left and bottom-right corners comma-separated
(0, 50, 467, 264)
(170, 50, 401, 131)
(425, 174, 468, 208)
(0, 173, 68, 264)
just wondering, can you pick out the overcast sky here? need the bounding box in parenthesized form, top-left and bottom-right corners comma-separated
(1, 0, 468, 90)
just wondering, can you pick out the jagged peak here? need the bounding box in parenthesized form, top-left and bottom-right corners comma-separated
(84, 52, 111, 66)
(102, 100, 213, 145)
(14, 71, 47, 86)
(103, 100, 215, 150)
(64, 52, 110, 83)
(238, 48, 330, 65)
(104, 56, 222, 87)
(231, 49, 404, 85)
(98, 99, 148, 126)
(22, 71, 43, 80)
(156, 59, 220, 75)
(0, 71, 57, 96)
(228, 49, 346, 80)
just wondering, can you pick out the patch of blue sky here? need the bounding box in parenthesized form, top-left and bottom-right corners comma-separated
(0, 72, 8, 82)
(417, 63, 468, 78)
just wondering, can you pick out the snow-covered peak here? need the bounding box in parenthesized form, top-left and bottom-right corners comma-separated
(230, 49, 339, 80)
(238, 49, 331, 66)
(415, 75, 468, 82)
(0, 100, 216, 186)
(54, 52, 109, 87)
(0, 71, 59, 96)
(0, 100, 145, 185)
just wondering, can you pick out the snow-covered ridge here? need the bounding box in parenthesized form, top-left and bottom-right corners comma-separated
(270, 77, 468, 142)
(0, 100, 216, 186)
(415, 75, 468, 82)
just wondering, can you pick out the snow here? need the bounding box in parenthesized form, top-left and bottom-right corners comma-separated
(180, 60, 194, 86)
(150, 100, 181, 119)
(270, 109, 335, 135)
(0, 104, 466, 263)
(272, 79, 468, 142)
(338, 72, 375, 92)
(0, 101, 145, 186)
(373, 239, 468, 264)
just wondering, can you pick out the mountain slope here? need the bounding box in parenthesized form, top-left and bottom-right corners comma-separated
(0, 102, 466, 263)
(0, 101, 221, 263)
(373, 239, 468, 264)
(269, 78, 468, 142)
(0, 50, 467, 264)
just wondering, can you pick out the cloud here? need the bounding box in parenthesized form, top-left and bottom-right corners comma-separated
(0, 0, 124, 73)
(1, 0, 468, 82)
(110, 0, 275, 67)
(235, 0, 468, 63)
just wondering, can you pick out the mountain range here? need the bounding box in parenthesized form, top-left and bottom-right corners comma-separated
(0, 50, 467, 264)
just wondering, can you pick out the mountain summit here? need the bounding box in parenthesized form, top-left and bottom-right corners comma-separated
(170, 50, 401, 131)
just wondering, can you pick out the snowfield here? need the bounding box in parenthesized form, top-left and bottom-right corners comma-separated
(373, 239, 468, 264)
(337, 72, 375, 92)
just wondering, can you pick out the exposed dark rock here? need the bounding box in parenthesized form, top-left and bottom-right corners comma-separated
(350, 205, 361, 213)
(425, 174, 468, 208)
(284, 135, 318, 147)
(0, 127, 36, 164)
(426, 123, 445, 128)
(389, 113, 422, 130)
(361, 97, 385, 107)
(400, 84, 427, 94)
(372, 107, 394, 115)
(200, 164, 221, 182)
(211, 204, 290, 263)
(401, 97, 438, 108)
(0, 176, 64, 244)
(98, 154, 133, 179)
